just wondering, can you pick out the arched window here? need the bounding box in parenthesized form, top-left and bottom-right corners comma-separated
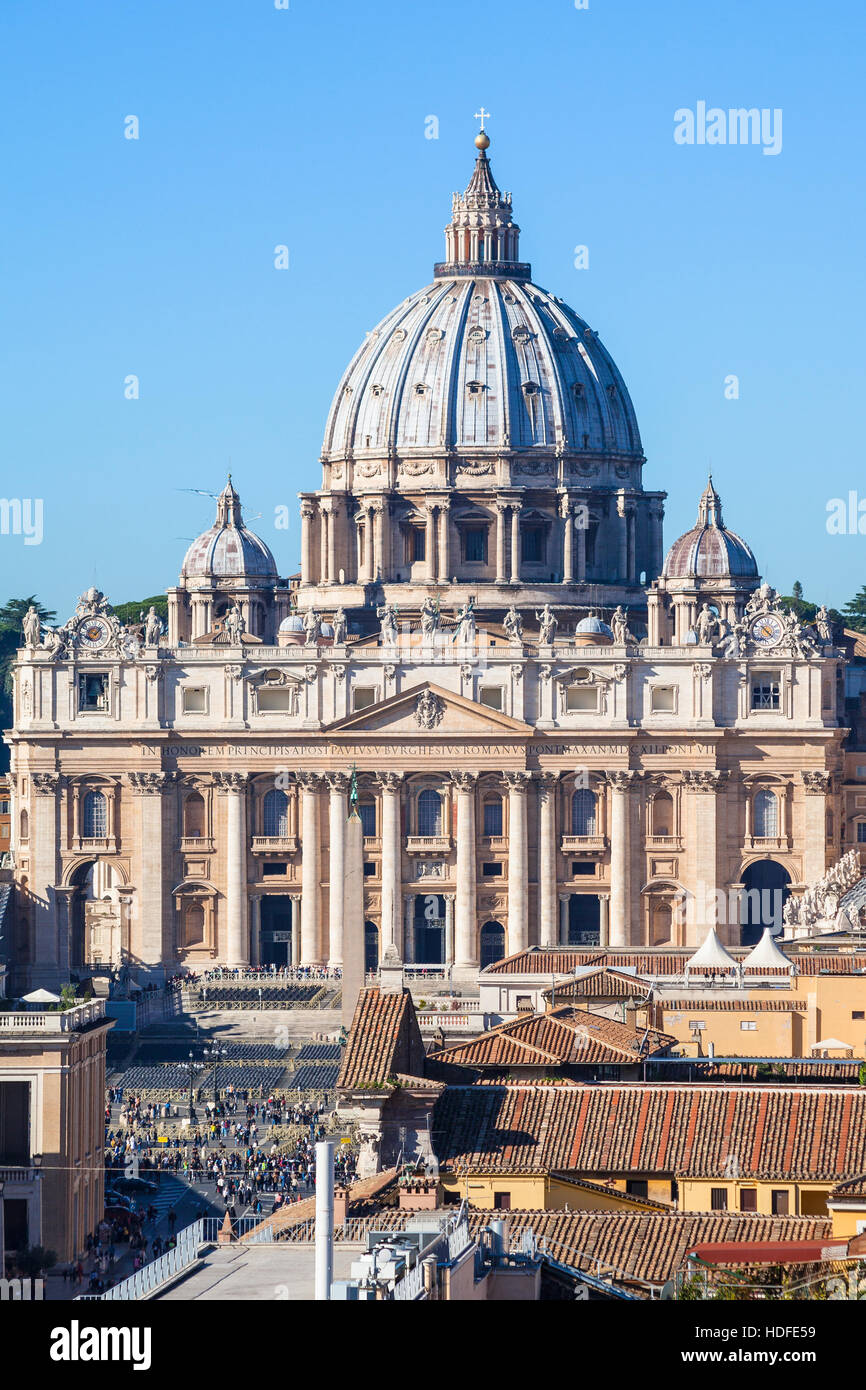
(82, 790, 107, 838)
(754, 789, 779, 838)
(183, 792, 205, 839)
(483, 795, 503, 837)
(183, 901, 205, 947)
(263, 788, 289, 838)
(19, 808, 29, 841)
(480, 921, 506, 968)
(652, 791, 673, 837)
(571, 788, 596, 837)
(418, 789, 442, 837)
(358, 800, 376, 838)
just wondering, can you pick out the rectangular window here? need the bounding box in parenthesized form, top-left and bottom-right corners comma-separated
(651, 686, 675, 713)
(359, 802, 377, 837)
(857, 824, 866, 844)
(261, 863, 287, 877)
(0, 801, 9, 815)
(0, 1081, 30, 1165)
(857, 766, 866, 780)
(751, 675, 781, 711)
(353, 687, 376, 711)
(479, 687, 503, 711)
(626, 1180, 648, 1199)
(771, 1189, 789, 1215)
(410, 529, 426, 562)
(710, 1188, 728, 1211)
(363, 862, 376, 877)
(464, 527, 487, 562)
(853, 1011, 865, 1021)
(257, 687, 293, 713)
(493, 1192, 511, 1211)
(78, 673, 109, 712)
(181, 686, 207, 714)
(688, 1020, 706, 1031)
(566, 686, 598, 712)
(483, 801, 503, 836)
(740, 1020, 758, 1031)
(482, 862, 503, 877)
(572, 862, 595, 876)
(521, 529, 543, 564)
(739, 1188, 758, 1213)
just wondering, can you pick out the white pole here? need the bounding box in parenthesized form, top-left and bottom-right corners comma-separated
(315, 1140, 335, 1300)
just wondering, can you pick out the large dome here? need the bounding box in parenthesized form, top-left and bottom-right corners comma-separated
(663, 477, 758, 580)
(181, 477, 278, 582)
(322, 276, 643, 461)
(321, 138, 643, 468)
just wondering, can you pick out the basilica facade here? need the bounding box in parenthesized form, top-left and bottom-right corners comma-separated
(4, 132, 847, 987)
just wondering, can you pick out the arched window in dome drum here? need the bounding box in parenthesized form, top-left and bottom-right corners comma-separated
(571, 788, 596, 837)
(83, 790, 107, 838)
(753, 789, 779, 838)
(263, 789, 289, 838)
(418, 789, 442, 837)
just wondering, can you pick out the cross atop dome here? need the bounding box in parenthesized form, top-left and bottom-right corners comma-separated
(434, 125, 530, 280)
(696, 474, 724, 529)
(216, 473, 243, 528)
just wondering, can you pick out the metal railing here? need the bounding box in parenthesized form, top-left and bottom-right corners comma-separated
(77, 1219, 205, 1301)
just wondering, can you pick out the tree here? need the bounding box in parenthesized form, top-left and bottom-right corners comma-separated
(14, 1244, 57, 1278)
(0, 596, 56, 772)
(111, 594, 168, 627)
(842, 586, 866, 635)
(792, 580, 803, 601)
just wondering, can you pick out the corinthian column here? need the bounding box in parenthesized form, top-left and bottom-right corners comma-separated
(437, 500, 451, 582)
(505, 772, 531, 954)
(451, 771, 478, 968)
(377, 771, 405, 954)
(214, 771, 249, 967)
(537, 773, 558, 949)
(300, 501, 315, 586)
(31, 771, 62, 986)
(561, 498, 574, 584)
(509, 503, 522, 583)
(494, 502, 508, 584)
(605, 770, 638, 948)
(425, 505, 437, 583)
(298, 772, 323, 963)
(128, 771, 171, 970)
(326, 772, 348, 966)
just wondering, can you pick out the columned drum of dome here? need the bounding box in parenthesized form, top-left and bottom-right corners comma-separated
(298, 134, 665, 622)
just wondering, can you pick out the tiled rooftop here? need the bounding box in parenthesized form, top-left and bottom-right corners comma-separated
(337, 987, 425, 1089)
(542, 968, 654, 1003)
(428, 1006, 675, 1070)
(483, 947, 866, 978)
(429, 1083, 866, 1180)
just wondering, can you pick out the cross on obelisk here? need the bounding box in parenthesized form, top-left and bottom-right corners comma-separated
(474, 107, 491, 131)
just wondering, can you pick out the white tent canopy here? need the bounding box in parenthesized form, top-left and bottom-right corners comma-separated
(810, 1038, 854, 1053)
(684, 927, 740, 977)
(741, 928, 794, 973)
(21, 988, 61, 1004)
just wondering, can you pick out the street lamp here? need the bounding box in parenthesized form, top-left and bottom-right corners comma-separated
(180, 1051, 198, 1121)
(204, 1042, 228, 1110)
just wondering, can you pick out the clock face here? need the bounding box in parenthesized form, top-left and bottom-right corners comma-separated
(750, 614, 784, 647)
(78, 617, 111, 650)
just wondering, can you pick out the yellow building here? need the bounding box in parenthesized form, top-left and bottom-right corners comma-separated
(0, 997, 111, 1266)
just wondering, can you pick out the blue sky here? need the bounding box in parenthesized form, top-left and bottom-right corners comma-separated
(0, 0, 864, 618)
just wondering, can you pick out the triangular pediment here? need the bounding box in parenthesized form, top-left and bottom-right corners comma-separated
(326, 681, 534, 735)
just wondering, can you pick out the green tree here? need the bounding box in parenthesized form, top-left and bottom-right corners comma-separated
(0, 596, 56, 772)
(792, 580, 803, 601)
(111, 594, 168, 626)
(14, 1244, 57, 1278)
(842, 585, 866, 634)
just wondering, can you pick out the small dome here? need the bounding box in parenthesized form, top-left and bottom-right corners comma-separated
(181, 477, 278, 583)
(576, 616, 613, 638)
(663, 477, 758, 581)
(279, 615, 305, 632)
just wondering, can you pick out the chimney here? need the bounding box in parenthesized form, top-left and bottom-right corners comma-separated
(334, 1184, 350, 1226)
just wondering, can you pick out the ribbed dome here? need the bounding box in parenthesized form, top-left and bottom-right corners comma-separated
(576, 616, 614, 638)
(663, 477, 758, 581)
(181, 478, 278, 582)
(322, 276, 643, 462)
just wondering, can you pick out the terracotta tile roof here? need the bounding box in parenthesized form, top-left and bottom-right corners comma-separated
(542, 968, 654, 1003)
(483, 947, 866, 978)
(829, 1173, 866, 1199)
(429, 1007, 675, 1070)
(648, 1060, 861, 1083)
(430, 1083, 866, 1180)
(661, 998, 807, 1012)
(249, 1168, 400, 1241)
(548, 1171, 673, 1211)
(337, 987, 425, 1089)
(275, 1207, 831, 1289)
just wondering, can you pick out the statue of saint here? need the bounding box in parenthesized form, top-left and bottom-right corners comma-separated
(303, 609, 322, 645)
(420, 597, 440, 636)
(454, 598, 476, 648)
(332, 607, 348, 645)
(503, 606, 523, 642)
(144, 606, 163, 646)
(377, 603, 398, 645)
(535, 604, 557, 646)
(815, 604, 833, 645)
(22, 605, 41, 648)
(611, 606, 634, 645)
(695, 603, 717, 646)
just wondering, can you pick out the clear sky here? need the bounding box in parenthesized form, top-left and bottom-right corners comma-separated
(1, 0, 864, 619)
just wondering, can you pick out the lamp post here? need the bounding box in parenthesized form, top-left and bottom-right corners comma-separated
(181, 1051, 198, 1121)
(204, 1043, 228, 1110)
